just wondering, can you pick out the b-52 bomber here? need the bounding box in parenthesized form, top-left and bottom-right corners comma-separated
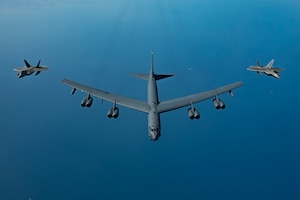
(247, 59, 284, 79)
(62, 52, 243, 141)
(13, 60, 49, 78)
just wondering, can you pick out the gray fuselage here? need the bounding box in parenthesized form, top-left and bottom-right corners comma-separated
(147, 72, 161, 141)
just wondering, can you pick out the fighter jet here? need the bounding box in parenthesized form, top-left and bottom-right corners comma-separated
(247, 59, 284, 79)
(62, 52, 243, 141)
(13, 60, 49, 78)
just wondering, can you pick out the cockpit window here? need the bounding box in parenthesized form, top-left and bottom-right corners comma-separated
(149, 126, 160, 132)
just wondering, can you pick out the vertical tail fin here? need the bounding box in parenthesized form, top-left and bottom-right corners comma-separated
(24, 60, 31, 68)
(130, 51, 174, 81)
(266, 59, 274, 68)
(150, 50, 154, 75)
(36, 60, 41, 68)
(257, 59, 261, 67)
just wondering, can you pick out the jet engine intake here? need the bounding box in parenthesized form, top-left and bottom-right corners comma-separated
(188, 108, 200, 119)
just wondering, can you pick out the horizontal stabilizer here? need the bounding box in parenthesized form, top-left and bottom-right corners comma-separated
(130, 73, 149, 80)
(154, 74, 174, 80)
(131, 73, 174, 81)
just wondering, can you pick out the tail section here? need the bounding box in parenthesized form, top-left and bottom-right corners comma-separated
(153, 74, 173, 80)
(35, 60, 42, 76)
(36, 60, 41, 68)
(266, 59, 274, 68)
(24, 60, 31, 68)
(131, 73, 173, 81)
(131, 73, 149, 80)
(131, 51, 173, 81)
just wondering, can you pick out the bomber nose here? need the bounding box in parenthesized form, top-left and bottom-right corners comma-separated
(148, 126, 161, 141)
(149, 131, 160, 141)
(149, 132, 157, 141)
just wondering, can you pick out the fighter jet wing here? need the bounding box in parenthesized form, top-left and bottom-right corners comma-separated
(274, 68, 284, 72)
(246, 66, 265, 72)
(33, 67, 49, 71)
(157, 81, 243, 113)
(62, 79, 151, 113)
(13, 68, 27, 71)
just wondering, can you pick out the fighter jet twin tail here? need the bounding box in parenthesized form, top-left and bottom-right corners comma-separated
(13, 60, 49, 78)
(247, 59, 284, 79)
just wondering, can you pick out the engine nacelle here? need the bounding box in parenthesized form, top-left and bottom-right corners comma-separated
(219, 100, 225, 109)
(213, 98, 225, 109)
(107, 108, 113, 118)
(81, 97, 87, 107)
(112, 107, 119, 118)
(107, 107, 119, 118)
(85, 97, 93, 107)
(188, 108, 195, 119)
(193, 109, 200, 119)
(213, 98, 220, 109)
(81, 96, 93, 107)
(188, 108, 200, 119)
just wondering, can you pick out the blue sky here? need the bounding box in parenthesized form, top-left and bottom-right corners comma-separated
(1, 0, 300, 199)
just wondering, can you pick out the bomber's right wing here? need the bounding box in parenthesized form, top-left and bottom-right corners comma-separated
(62, 79, 150, 113)
(157, 81, 243, 113)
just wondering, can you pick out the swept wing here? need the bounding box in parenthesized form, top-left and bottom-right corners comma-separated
(247, 66, 265, 72)
(62, 79, 150, 113)
(33, 67, 49, 71)
(273, 67, 284, 72)
(13, 68, 27, 71)
(157, 81, 243, 113)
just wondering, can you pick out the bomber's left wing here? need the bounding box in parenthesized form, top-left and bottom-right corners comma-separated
(62, 79, 150, 113)
(157, 81, 243, 113)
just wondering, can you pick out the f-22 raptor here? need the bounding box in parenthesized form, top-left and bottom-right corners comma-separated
(13, 60, 49, 78)
(247, 59, 284, 79)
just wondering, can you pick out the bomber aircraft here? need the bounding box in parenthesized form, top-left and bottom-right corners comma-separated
(247, 59, 284, 79)
(62, 52, 243, 141)
(13, 60, 49, 78)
